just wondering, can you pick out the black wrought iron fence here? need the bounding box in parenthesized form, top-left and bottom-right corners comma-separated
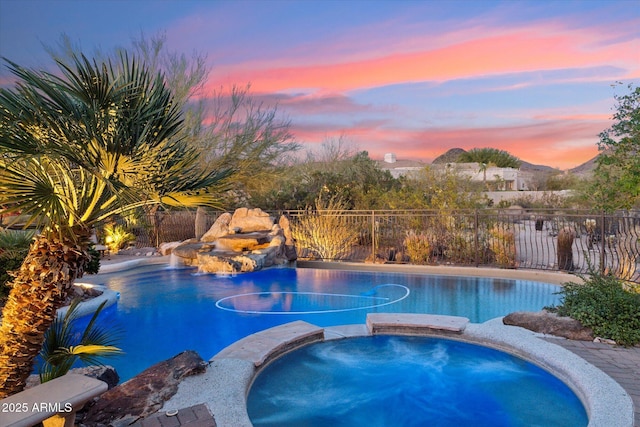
(119, 208, 640, 284)
(283, 209, 640, 284)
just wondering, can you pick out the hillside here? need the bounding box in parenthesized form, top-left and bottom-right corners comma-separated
(569, 154, 600, 175)
(431, 148, 466, 164)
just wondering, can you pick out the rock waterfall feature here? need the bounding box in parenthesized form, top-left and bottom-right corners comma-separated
(172, 208, 297, 273)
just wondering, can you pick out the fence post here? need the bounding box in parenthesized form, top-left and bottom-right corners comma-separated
(474, 209, 480, 267)
(600, 210, 606, 274)
(371, 210, 376, 261)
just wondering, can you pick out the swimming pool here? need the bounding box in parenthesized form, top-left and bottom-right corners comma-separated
(83, 265, 562, 381)
(247, 335, 588, 427)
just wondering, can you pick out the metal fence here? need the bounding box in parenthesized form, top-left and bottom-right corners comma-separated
(125, 208, 640, 284)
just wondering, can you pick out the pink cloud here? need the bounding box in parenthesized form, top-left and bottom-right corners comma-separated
(203, 20, 639, 94)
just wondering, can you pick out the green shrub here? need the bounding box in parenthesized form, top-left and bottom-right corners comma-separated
(86, 246, 101, 275)
(0, 229, 36, 301)
(0, 229, 37, 254)
(0, 256, 23, 301)
(556, 272, 640, 346)
(443, 231, 476, 263)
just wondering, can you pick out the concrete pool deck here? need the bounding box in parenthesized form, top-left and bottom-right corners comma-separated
(99, 256, 637, 426)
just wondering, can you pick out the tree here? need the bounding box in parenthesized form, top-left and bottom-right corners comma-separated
(0, 52, 230, 397)
(366, 165, 487, 210)
(45, 33, 300, 207)
(125, 33, 299, 205)
(589, 83, 640, 211)
(458, 148, 521, 169)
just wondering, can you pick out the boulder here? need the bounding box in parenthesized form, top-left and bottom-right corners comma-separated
(172, 241, 215, 263)
(279, 215, 298, 261)
(81, 350, 206, 426)
(503, 311, 594, 341)
(196, 252, 244, 273)
(215, 232, 270, 252)
(201, 212, 232, 242)
(196, 252, 269, 273)
(228, 207, 274, 233)
(158, 241, 183, 256)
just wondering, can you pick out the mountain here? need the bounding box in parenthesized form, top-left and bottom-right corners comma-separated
(569, 154, 600, 176)
(518, 160, 558, 173)
(431, 148, 466, 164)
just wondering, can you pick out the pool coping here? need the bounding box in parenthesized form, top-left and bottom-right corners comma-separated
(163, 315, 634, 427)
(296, 260, 584, 286)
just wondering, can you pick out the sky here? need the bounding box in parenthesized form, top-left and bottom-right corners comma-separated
(1, 0, 639, 170)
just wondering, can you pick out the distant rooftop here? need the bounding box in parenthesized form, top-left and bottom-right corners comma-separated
(377, 153, 426, 177)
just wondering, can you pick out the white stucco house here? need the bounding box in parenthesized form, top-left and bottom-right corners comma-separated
(378, 153, 532, 190)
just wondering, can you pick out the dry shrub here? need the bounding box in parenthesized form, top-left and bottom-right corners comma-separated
(404, 231, 432, 265)
(488, 224, 516, 268)
(443, 231, 476, 264)
(291, 196, 360, 261)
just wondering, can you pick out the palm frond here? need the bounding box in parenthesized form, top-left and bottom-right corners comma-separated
(38, 297, 122, 383)
(2, 51, 231, 239)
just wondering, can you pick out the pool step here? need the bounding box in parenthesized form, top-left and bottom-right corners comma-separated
(213, 320, 324, 368)
(366, 313, 469, 335)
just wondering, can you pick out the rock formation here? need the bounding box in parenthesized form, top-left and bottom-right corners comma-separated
(80, 351, 206, 426)
(503, 311, 594, 341)
(173, 208, 297, 273)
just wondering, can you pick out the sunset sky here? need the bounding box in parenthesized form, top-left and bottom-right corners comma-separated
(1, 0, 639, 170)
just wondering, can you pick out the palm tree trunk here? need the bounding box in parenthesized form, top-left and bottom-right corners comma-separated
(0, 234, 89, 397)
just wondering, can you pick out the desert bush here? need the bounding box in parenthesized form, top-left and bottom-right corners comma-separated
(488, 224, 516, 268)
(103, 223, 135, 253)
(291, 196, 360, 260)
(404, 231, 432, 265)
(443, 231, 476, 263)
(556, 272, 640, 346)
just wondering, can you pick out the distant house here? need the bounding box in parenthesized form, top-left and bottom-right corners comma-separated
(377, 153, 426, 178)
(433, 162, 531, 191)
(377, 153, 532, 190)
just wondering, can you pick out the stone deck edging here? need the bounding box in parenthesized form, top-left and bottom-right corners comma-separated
(212, 320, 324, 368)
(57, 285, 119, 319)
(164, 315, 634, 427)
(296, 260, 582, 286)
(367, 313, 469, 335)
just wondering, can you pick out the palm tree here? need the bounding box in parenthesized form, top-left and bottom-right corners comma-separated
(0, 53, 231, 397)
(458, 148, 521, 169)
(458, 148, 521, 190)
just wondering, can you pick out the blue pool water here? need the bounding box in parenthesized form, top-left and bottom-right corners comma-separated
(247, 336, 588, 427)
(83, 265, 562, 381)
